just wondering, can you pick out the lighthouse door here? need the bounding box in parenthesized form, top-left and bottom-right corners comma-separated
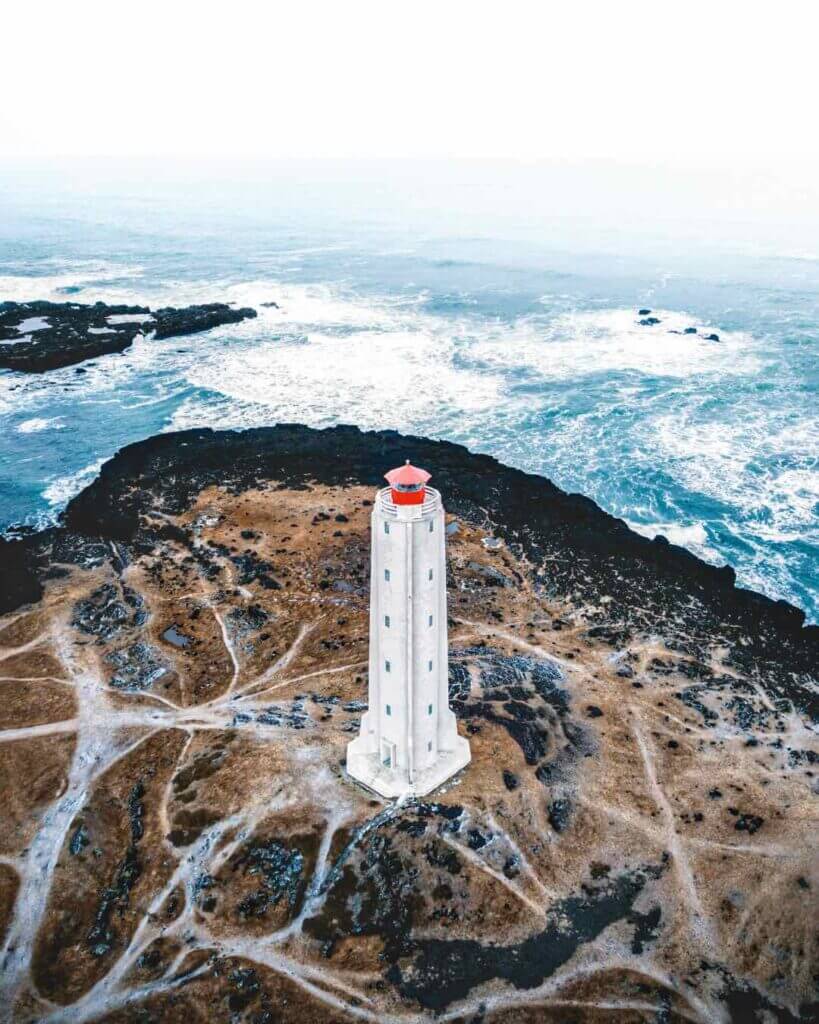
(380, 739, 396, 770)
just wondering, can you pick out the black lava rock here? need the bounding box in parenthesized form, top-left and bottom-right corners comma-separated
(734, 813, 764, 834)
(0, 300, 257, 373)
(547, 797, 572, 833)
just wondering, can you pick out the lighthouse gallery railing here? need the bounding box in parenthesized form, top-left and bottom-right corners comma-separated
(375, 485, 441, 518)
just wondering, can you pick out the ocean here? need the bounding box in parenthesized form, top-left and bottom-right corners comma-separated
(1, 160, 817, 621)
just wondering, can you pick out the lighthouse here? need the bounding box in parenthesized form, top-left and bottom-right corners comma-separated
(346, 461, 471, 798)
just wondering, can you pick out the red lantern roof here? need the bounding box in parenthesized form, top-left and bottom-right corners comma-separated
(384, 461, 431, 487)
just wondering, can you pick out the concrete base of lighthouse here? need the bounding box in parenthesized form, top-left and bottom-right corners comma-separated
(346, 732, 471, 800)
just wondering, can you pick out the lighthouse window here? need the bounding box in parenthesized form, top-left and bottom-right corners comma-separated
(386, 704, 391, 716)
(384, 522, 390, 535)
(428, 614, 433, 627)
(428, 568, 433, 580)
(427, 703, 433, 715)
(428, 741, 432, 752)
(429, 521, 434, 532)
(428, 660, 433, 672)
(384, 614, 390, 628)
(384, 568, 390, 581)
(385, 659, 391, 673)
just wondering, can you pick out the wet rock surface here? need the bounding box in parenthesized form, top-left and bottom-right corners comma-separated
(0, 425, 816, 1022)
(0, 300, 257, 373)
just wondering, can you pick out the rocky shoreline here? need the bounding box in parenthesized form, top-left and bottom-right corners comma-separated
(3, 424, 816, 700)
(0, 425, 816, 1022)
(0, 300, 257, 373)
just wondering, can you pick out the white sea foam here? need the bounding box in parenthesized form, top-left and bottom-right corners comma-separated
(627, 520, 722, 564)
(172, 328, 502, 435)
(167, 282, 502, 436)
(645, 411, 819, 540)
(757, 468, 819, 540)
(42, 459, 105, 508)
(16, 417, 65, 434)
(230, 280, 414, 328)
(469, 307, 761, 380)
(166, 289, 758, 451)
(227, 291, 756, 383)
(161, 286, 800, 561)
(0, 261, 145, 302)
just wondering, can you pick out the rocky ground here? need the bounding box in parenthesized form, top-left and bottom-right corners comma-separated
(0, 301, 257, 373)
(0, 425, 816, 1023)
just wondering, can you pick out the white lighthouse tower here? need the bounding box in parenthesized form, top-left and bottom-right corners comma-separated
(346, 461, 471, 799)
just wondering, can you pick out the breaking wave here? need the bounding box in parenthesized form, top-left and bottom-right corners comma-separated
(42, 459, 106, 509)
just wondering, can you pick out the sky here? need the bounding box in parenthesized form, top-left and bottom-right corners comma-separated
(2, 0, 818, 171)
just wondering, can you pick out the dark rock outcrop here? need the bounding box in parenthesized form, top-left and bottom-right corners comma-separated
(0, 300, 257, 373)
(149, 304, 256, 341)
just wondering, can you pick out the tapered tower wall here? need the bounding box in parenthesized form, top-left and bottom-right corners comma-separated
(346, 483, 470, 798)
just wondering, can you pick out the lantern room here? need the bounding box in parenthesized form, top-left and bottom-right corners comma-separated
(385, 460, 431, 505)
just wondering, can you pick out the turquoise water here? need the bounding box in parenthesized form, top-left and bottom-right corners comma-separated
(1, 161, 817, 620)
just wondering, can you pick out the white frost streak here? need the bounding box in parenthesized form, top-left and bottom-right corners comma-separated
(631, 713, 711, 941)
(211, 603, 240, 695)
(0, 622, 153, 1013)
(235, 620, 317, 698)
(440, 833, 547, 920)
(0, 719, 78, 743)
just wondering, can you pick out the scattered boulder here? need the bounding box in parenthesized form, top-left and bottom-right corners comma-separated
(547, 797, 573, 833)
